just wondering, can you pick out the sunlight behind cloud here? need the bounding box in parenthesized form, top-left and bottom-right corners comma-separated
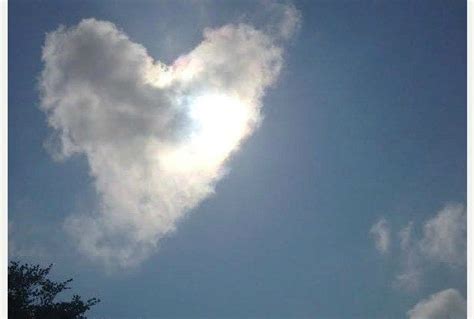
(160, 93, 252, 173)
(39, 4, 301, 268)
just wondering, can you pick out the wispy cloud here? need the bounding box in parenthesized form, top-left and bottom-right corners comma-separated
(39, 6, 300, 269)
(369, 217, 390, 254)
(394, 221, 422, 292)
(370, 203, 466, 292)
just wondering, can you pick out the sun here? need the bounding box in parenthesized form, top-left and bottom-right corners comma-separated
(188, 93, 250, 160)
(160, 93, 252, 173)
(191, 93, 248, 140)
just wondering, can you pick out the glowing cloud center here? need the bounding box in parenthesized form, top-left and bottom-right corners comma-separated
(189, 94, 250, 160)
(161, 93, 252, 173)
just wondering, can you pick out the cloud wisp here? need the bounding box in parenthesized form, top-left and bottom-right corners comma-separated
(394, 221, 423, 292)
(39, 6, 300, 268)
(369, 217, 391, 254)
(370, 203, 466, 291)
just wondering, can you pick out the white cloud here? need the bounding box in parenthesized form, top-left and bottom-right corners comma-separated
(370, 218, 390, 254)
(40, 9, 300, 268)
(371, 204, 466, 292)
(419, 204, 466, 267)
(407, 288, 466, 319)
(393, 222, 422, 292)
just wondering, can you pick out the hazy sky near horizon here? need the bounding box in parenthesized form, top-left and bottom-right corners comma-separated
(9, 1, 466, 318)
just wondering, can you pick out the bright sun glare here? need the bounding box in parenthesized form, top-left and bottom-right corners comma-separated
(160, 93, 251, 172)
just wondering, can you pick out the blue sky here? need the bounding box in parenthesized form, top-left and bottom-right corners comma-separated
(9, 1, 466, 318)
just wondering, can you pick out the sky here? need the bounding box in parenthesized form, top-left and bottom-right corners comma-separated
(9, 0, 466, 318)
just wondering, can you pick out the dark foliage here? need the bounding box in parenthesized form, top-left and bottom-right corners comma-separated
(8, 261, 100, 319)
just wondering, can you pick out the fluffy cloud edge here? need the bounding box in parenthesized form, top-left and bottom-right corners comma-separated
(407, 288, 466, 319)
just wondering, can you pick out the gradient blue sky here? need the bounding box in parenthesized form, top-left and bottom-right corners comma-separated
(9, 1, 466, 318)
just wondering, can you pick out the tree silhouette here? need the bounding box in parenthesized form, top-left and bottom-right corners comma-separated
(8, 261, 100, 319)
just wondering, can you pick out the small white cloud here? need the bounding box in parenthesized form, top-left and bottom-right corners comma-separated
(372, 203, 466, 292)
(407, 288, 466, 319)
(370, 218, 391, 254)
(419, 204, 466, 267)
(393, 222, 422, 292)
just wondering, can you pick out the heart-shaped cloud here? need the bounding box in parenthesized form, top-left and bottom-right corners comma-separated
(39, 5, 300, 268)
